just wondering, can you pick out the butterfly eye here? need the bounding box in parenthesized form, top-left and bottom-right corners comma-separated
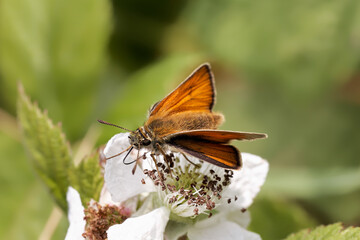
(142, 139, 151, 146)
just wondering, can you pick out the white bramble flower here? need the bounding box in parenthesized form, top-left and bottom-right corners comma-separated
(104, 133, 269, 240)
(65, 186, 169, 240)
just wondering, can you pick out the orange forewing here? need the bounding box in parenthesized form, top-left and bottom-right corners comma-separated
(167, 136, 241, 169)
(148, 64, 214, 119)
(166, 130, 267, 143)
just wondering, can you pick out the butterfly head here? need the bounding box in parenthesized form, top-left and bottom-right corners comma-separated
(128, 127, 152, 149)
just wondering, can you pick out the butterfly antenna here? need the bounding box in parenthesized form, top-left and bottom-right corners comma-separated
(97, 119, 132, 132)
(105, 145, 132, 160)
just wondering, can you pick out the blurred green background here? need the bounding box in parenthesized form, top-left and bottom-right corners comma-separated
(1, 0, 360, 239)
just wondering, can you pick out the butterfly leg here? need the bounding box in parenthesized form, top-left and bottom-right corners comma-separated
(150, 152, 164, 181)
(131, 152, 147, 175)
(181, 153, 201, 168)
(131, 144, 141, 174)
(155, 143, 174, 178)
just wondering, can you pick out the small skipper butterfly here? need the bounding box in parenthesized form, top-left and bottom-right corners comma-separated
(100, 63, 267, 170)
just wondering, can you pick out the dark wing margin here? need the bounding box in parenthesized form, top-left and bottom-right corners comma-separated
(148, 63, 215, 118)
(165, 130, 267, 143)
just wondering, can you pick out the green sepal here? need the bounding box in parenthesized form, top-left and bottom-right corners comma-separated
(17, 85, 73, 211)
(69, 149, 104, 206)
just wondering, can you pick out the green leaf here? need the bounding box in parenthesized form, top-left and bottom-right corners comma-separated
(285, 223, 360, 240)
(69, 150, 104, 205)
(17, 85, 73, 211)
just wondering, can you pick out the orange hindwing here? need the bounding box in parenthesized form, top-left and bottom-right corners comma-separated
(165, 130, 267, 168)
(167, 134, 241, 169)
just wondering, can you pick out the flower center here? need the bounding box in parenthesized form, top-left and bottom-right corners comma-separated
(143, 153, 234, 217)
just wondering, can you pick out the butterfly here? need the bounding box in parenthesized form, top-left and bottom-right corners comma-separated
(100, 63, 267, 170)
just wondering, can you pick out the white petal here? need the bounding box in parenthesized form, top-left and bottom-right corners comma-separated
(65, 187, 86, 240)
(190, 209, 251, 230)
(165, 221, 190, 240)
(226, 210, 251, 228)
(104, 133, 155, 202)
(221, 153, 269, 210)
(99, 184, 119, 205)
(188, 218, 261, 240)
(107, 207, 170, 240)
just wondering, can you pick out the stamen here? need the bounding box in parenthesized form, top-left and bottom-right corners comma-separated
(82, 202, 130, 240)
(142, 152, 237, 218)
